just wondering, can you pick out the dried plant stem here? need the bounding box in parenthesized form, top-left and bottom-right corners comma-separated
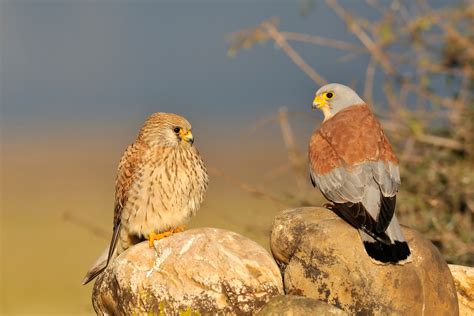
(364, 57, 377, 106)
(326, 0, 397, 76)
(261, 21, 327, 86)
(280, 32, 362, 51)
(381, 121, 464, 151)
(278, 107, 305, 190)
(208, 166, 290, 207)
(62, 210, 109, 240)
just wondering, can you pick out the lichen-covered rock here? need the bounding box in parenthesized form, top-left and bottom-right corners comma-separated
(271, 207, 458, 315)
(93, 227, 284, 315)
(449, 264, 474, 316)
(256, 295, 347, 315)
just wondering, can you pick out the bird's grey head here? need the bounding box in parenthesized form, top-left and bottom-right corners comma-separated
(312, 83, 365, 120)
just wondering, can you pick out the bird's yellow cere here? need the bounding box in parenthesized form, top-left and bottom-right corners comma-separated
(313, 91, 335, 108)
(179, 129, 194, 144)
(313, 94, 327, 109)
(312, 93, 333, 119)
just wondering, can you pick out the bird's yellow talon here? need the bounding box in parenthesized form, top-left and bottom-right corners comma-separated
(148, 232, 156, 247)
(148, 231, 173, 247)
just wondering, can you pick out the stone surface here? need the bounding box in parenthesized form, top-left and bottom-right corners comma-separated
(449, 264, 474, 316)
(271, 207, 459, 315)
(93, 227, 284, 315)
(256, 295, 347, 315)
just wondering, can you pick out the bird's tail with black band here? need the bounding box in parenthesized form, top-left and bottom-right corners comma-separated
(360, 215, 411, 264)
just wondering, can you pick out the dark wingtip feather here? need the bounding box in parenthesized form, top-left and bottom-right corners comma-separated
(376, 195, 396, 233)
(81, 265, 106, 285)
(363, 240, 411, 264)
(328, 202, 391, 245)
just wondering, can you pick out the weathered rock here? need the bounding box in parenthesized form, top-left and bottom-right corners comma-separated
(256, 295, 347, 315)
(271, 207, 459, 315)
(449, 264, 474, 316)
(93, 227, 284, 315)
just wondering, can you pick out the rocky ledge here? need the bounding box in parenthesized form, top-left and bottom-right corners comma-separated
(92, 227, 284, 315)
(270, 207, 459, 315)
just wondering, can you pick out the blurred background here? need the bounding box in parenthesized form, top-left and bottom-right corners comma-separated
(1, 0, 472, 314)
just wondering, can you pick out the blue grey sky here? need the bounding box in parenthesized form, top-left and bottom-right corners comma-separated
(1, 0, 451, 131)
(1, 1, 369, 125)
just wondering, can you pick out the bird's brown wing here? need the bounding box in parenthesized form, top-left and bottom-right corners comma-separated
(106, 141, 146, 265)
(309, 104, 400, 237)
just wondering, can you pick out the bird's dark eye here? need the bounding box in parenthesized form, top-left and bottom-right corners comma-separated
(173, 127, 181, 133)
(326, 92, 334, 99)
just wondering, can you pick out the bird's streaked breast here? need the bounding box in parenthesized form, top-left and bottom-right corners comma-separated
(123, 145, 208, 237)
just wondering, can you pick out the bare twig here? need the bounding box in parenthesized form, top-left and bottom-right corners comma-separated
(381, 120, 464, 151)
(281, 32, 362, 51)
(325, 0, 397, 76)
(278, 107, 306, 190)
(263, 163, 291, 181)
(416, 134, 465, 151)
(364, 57, 377, 106)
(338, 51, 364, 63)
(435, 18, 474, 61)
(261, 20, 328, 85)
(328, 0, 463, 113)
(246, 113, 278, 137)
(62, 210, 109, 240)
(246, 110, 315, 137)
(207, 166, 290, 207)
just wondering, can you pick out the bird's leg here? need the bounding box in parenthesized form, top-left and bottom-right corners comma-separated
(148, 231, 172, 247)
(148, 226, 187, 247)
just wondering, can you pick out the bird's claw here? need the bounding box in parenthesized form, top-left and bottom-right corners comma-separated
(323, 202, 334, 209)
(148, 226, 187, 247)
(148, 231, 172, 247)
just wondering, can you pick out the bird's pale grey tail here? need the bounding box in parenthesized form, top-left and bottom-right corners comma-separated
(82, 246, 109, 285)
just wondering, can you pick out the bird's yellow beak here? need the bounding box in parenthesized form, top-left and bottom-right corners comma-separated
(180, 129, 194, 145)
(312, 94, 327, 110)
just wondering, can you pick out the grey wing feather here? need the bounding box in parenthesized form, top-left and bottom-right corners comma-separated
(310, 162, 398, 238)
(371, 161, 400, 197)
(369, 161, 400, 232)
(310, 164, 369, 204)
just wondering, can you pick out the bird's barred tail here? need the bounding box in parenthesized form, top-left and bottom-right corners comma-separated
(360, 215, 411, 264)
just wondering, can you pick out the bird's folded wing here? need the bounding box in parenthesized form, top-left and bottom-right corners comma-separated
(107, 142, 147, 264)
(309, 104, 399, 198)
(310, 163, 367, 203)
(308, 104, 400, 234)
(308, 133, 391, 242)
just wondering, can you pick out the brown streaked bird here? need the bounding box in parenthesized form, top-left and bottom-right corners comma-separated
(82, 112, 209, 284)
(308, 83, 411, 264)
